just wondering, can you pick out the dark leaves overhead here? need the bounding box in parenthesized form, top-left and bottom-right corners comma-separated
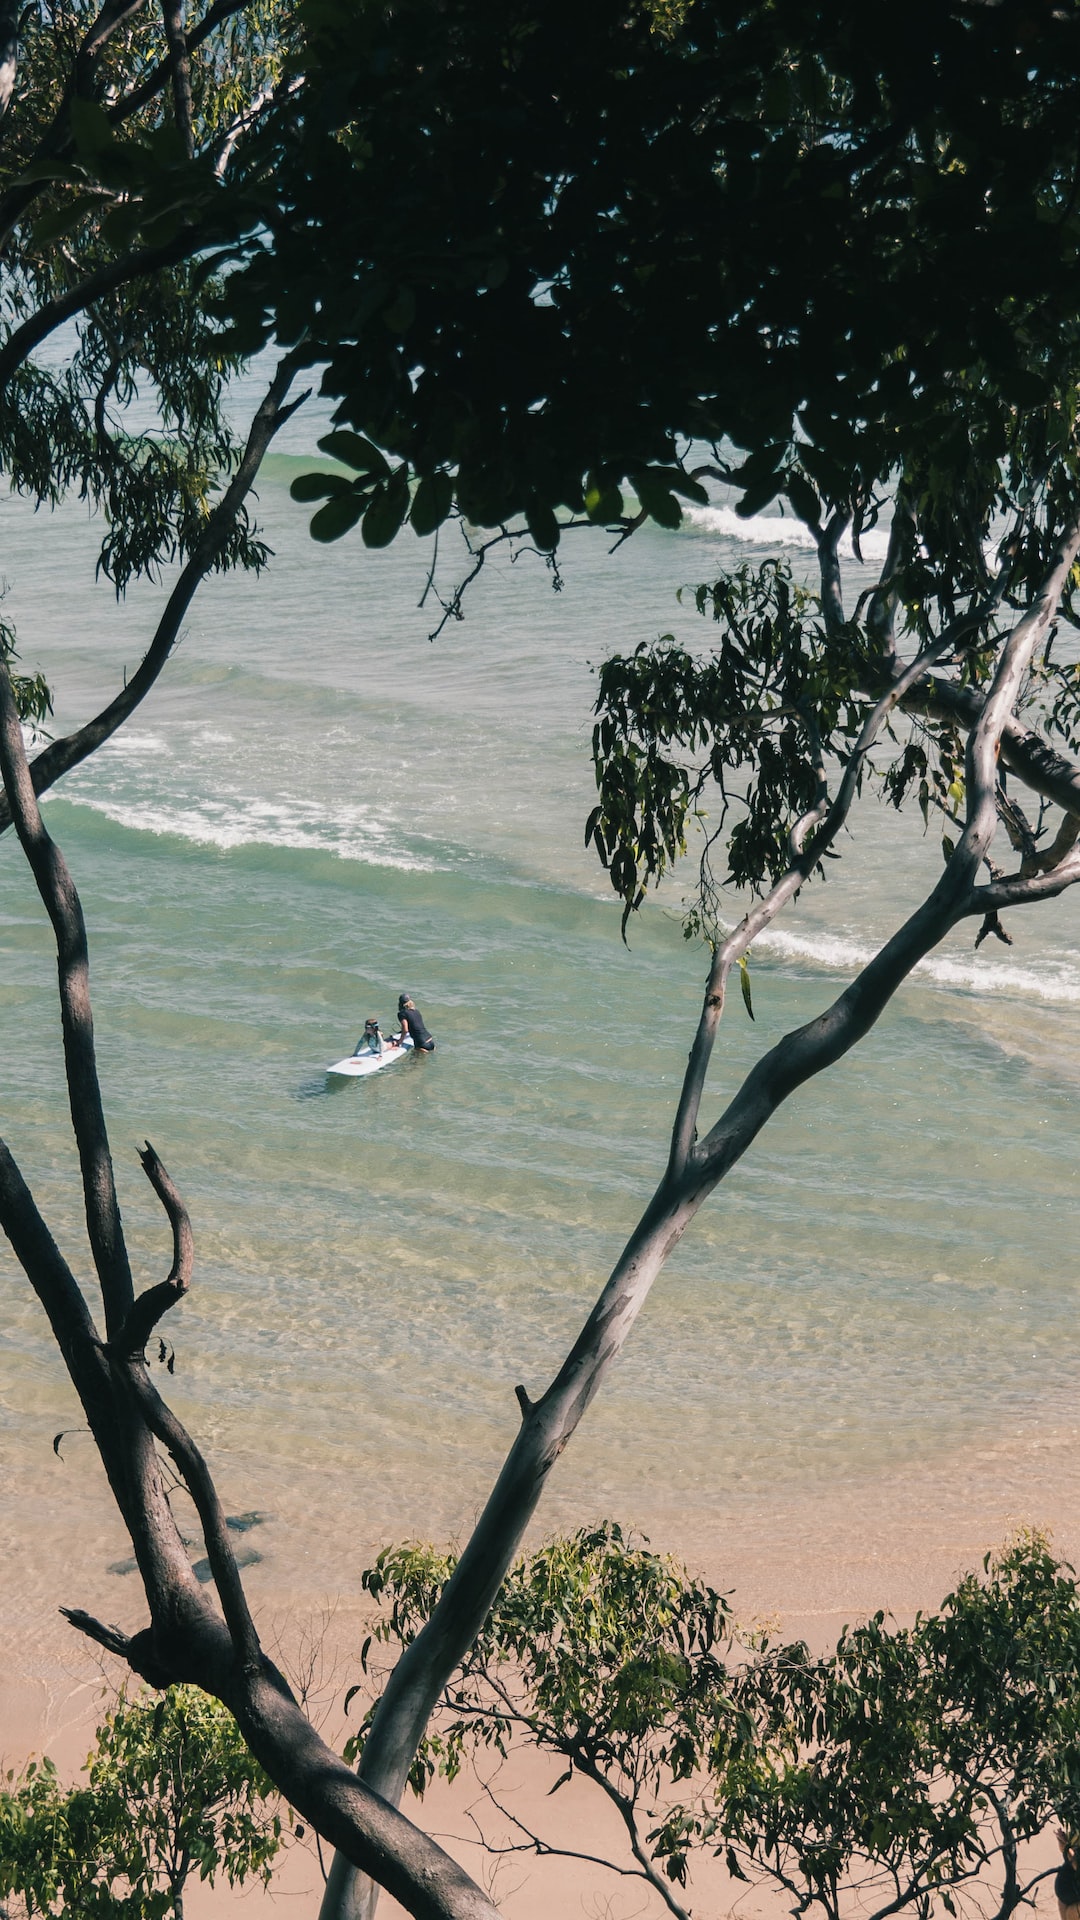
(228, 0, 1080, 587)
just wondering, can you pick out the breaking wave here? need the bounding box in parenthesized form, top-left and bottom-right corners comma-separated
(681, 502, 892, 563)
(758, 922, 1080, 1006)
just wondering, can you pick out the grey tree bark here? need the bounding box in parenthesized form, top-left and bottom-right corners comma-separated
(320, 505, 1080, 1920)
(0, 660, 503, 1920)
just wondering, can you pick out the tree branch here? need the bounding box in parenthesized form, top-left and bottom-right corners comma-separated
(0, 0, 145, 249)
(114, 1356, 263, 1670)
(967, 847, 1080, 913)
(0, 355, 302, 834)
(815, 509, 851, 637)
(567, 1747, 694, 1920)
(161, 0, 193, 155)
(322, 506, 1080, 1920)
(0, 657, 135, 1334)
(665, 612, 971, 1183)
(865, 493, 915, 669)
(0, 231, 199, 394)
(0, 1134, 121, 1450)
(108, 0, 246, 128)
(463, 1769, 691, 1919)
(115, 1142, 193, 1355)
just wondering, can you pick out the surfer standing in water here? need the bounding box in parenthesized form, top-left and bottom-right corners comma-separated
(396, 993, 435, 1052)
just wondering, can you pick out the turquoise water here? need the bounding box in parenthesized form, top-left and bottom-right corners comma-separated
(3, 406, 1080, 1641)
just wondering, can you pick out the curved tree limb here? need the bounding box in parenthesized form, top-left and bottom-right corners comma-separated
(1, 744, 506, 1920)
(0, 0, 257, 253)
(110, 0, 248, 127)
(115, 1142, 193, 1355)
(76, 0, 148, 88)
(0, 354, 302, 835)
(864, 493, 915, 669)
(0, 231, 200, 394)
(0, 656, 134, 1333)
(566, 1747, 694, 1920)
(322, 506, 1080, 1920)
(913, 674, 1080, 821)
(0, 1135, 113, 1423)
(464, 1767, 693, 1920)
(58, 1599, 505, 1920)
(116, 1354, 263, 1671)
(691, 504, 1080, 1188)
(815, 509, 851, 637)
(665, 606, 985, 1185)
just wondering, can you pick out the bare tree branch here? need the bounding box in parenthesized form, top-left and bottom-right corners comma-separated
(323, 506, 1080, 1920)
(115, 1356, 262, 1670)
(865, 493, 915, 669)
(161, 0, 193, 155)
(567, 1747, 693, 1920)
(0, 657, 135, 1334)
(0, 356, 303, 834)
(464, 1770, 692, 1920)
(115, 1142, 193, 1355)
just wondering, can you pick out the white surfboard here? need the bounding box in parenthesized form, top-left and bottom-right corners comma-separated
(327, 1038, 413, 1078)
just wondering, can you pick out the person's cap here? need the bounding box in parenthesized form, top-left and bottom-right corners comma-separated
(398, 992, 412, 1008)
(365, 1016, 379, 1025)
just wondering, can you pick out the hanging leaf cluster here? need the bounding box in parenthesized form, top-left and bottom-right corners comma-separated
(587, 561, 872, 929)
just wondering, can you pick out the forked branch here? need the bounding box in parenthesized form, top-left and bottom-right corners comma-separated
(115, 1142, 193, 1355)
(323, 506, 1080, 1920)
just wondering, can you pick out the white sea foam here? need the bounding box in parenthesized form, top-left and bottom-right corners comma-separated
(682, 502, 892, 563)
(757, 922, 1080, 1005)
(55, 791, 441, 873)
(100, 730, 171, 755)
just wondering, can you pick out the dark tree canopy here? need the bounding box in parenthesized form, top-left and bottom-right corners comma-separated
(231, 0, 1080, 608)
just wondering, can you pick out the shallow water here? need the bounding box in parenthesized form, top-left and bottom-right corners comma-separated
(3, 396, 1080, 1659)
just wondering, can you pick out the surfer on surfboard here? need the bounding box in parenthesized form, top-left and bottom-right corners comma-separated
(394, 993, 435, 1053)
(353, 1016, 389, 1057)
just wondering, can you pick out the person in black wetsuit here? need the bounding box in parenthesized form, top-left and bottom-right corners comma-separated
(396, 993, 435, 1052)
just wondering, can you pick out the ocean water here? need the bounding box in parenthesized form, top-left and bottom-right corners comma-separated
(3, 393, 1080, 1652)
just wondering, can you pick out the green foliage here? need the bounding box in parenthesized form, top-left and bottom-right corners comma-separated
(587, 534, 1080, 932)
(0, 1, 289, 606)
(353, 1527, 1080, 1920)
(350, 1523, 738, 1799)
(588, 561, 873, 929)
(0, 621, 52, 730)
(229, 0, 1080, 602)
(694, 1533, 1080, 1920)
(0, 1686, 284, 1919)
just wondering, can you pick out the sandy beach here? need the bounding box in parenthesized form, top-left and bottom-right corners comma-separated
(6, 1410, 1080, 1919)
